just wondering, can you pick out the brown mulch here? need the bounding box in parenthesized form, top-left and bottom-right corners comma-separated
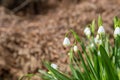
(0, 0, 120, 79)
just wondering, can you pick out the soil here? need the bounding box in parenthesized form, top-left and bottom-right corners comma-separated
(0, 0, 120, 80)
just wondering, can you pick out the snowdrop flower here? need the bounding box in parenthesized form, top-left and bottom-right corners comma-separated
(73, 45, 78, 52)
(51, 63, 58, 69)
(114, 27, 120, 37)
(98, 40, 102, 45)
(63, 37, 70, 47)
(98, 51, 101, 56)
(94, 35, 99, 44)
(90, 43, 94, 48)
(84, 27, 91, 37)
(94, 35, 102, 45)
(97, 26, 105, 35)
(68, 52, 70, 56)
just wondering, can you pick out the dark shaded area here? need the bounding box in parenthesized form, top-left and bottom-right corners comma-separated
(0, 0, 81, 15)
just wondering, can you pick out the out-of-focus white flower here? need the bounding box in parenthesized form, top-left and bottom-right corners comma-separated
(51, 63, 58, 69)
(98, 51, 101, 56)
(90, 43, 94, 48)
(73, 45, 78, 52)
(68, 52, 70, 56)
(114, 27, 120, 37)
(94, 35, 99, 44)
(63, 37, 70, 47)
(96, 34, 99, 39)
(97, 26, 105, 34)
(84, 27, 91, 37)
(94, 35, 102, 45)
(98, 40, 102, 45)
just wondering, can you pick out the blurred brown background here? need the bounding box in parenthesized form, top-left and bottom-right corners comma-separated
(0, 0, 120, 80)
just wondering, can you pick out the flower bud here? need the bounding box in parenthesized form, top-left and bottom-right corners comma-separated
(84, 27, 91, 37)
(51, 63, 58, 69)
(97, 26, 105, 35)
(73, 45, 78, 52)
(114, 27, 120, 37)
(63, 37, 70, 47)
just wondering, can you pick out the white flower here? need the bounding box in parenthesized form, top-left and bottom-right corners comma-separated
(114, 27, 120, 37)
(90, 43, 94, 48)
(98, 40, 102, 45)
(84, 27, 91, 37)
(94, 35, 99, 44)
(51, 63, 58, 69)
(94, 35, 102, 45)
(63, 37, 70, 47)
(97, 26, 105, 34)
(98, 51, 101, 56)
(68, 52, 70, 56)
(73, 45, 78, 52)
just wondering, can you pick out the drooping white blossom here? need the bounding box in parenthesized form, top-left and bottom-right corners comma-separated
(73, 45, 78, 52)
(51, 63, 58, 69)
(90, 43, 94, 48)
(94, 35, 102, 45)
(97, 26, 105, 34)
(94, 35, 99, 44)
(98, 40, 102, 45)
(68, 52, 70, 56)
(114, 27, 120, 37)
(84, 27, 91, 37)
(63, 37, 70, 47)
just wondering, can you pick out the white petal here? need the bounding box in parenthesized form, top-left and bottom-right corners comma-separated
(90, 43, 94, 48)
(98, 26, 105, 34)
(94, 35, 99, 44)
(84, 27, 91, 37)
(114, 27, 120, 37)
(98, 40, 102, 45)
(51, 63, 58, 69)
(94, 35, 102, 45)
(63, 37, 70, 47)
(73, 45, 78, 52)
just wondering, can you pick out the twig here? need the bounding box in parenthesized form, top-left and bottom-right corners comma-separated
(12, 0, 33, 13)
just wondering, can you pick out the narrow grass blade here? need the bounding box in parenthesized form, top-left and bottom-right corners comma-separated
(99, 45, 119, 80)
(44, 63, 71, 80)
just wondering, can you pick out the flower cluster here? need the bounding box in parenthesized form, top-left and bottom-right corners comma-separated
(62, 16, 120, 57)
(37, 16, 120, 80)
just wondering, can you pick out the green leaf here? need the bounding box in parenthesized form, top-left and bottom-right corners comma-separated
(78, 50, 91, 80)
(113, 16, 120, 28)
(70, 64, 84, 80)
(114, 35, 120, 68)
(71, 30, 98, 80)
(99, 45, 119, 80)
(118, 19, 120, 27)
(90, 20, 95, 35)
(38, 70, 57, 80)
(44, 63, 71, 80)
(70, 30, 81, 42)
(114, 16, 118, 28)
(98, 15, 103, 27)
